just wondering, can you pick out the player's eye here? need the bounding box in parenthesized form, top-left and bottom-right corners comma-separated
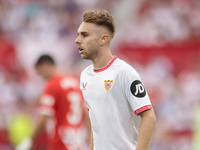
(82, 34, 88, 37)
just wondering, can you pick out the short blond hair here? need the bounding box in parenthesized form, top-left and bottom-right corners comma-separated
(83, 10, 116, 38)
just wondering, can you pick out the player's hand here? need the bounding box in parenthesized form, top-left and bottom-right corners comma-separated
(15, 137, 32, 150)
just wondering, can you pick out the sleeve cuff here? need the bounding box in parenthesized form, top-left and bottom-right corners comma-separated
(134, 105, 152, 115)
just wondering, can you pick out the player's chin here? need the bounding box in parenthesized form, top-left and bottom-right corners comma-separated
(80, 54, 90, 60)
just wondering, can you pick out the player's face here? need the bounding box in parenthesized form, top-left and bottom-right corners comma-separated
(75, 22, 101, 60)
(35, 64, 50, 80)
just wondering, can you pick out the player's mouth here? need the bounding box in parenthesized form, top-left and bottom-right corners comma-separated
(78, 47, 84, 54)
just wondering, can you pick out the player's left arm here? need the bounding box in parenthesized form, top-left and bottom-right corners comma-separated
(31, 114, 49, 141)
(136, 108, 156, 150)
(15, 114, 49, 150)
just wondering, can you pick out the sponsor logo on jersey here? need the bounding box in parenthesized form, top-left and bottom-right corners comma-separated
(130, 80, 146, 98)
(104, 80, 113, 92)
(82, 82, 87, 90)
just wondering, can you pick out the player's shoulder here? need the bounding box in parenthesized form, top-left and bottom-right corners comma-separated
(47, 74, 79, 89)
(46, 76, 60, 87)
(114, 58, 139, 77)
(59, 74, 80, 89)
(80, 64, 93, 76)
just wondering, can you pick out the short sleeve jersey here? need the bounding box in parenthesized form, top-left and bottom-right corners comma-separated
(80, 56, 152, 150)
(39, 75, 87, 150)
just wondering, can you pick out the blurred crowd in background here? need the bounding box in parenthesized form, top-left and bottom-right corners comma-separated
(0, 0, 200, 150)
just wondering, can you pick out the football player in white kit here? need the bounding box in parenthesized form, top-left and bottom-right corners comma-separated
(75, 10, 156, 150)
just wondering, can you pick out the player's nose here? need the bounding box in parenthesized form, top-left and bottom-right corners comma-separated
(75, 36, 81, 44)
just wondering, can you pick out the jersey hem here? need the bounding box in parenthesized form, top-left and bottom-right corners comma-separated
(134, 105, 152, 115)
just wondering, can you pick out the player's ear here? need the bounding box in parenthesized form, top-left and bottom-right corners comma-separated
(100, 33, 110, 46)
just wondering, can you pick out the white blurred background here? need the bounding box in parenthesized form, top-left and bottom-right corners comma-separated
(0, 0, 200, 150)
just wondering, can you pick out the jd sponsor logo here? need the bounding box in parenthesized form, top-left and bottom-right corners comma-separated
(130, 80, 146, 98)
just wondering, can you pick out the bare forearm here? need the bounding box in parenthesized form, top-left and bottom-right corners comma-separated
(136, 109, 156, 150)
(15, 115, 49, 150)
(32, 115, 49, 141)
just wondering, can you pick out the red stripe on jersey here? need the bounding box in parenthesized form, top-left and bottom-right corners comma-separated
(94, 56, 117, 73)
(134, 105, 152, 115)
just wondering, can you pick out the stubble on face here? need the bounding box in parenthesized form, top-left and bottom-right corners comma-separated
(76, 22, 103, 61)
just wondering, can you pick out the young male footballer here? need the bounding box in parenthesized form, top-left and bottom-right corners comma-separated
(75, 10, 156, 150)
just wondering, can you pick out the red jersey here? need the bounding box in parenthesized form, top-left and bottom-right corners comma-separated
(39, 75, 87, 150)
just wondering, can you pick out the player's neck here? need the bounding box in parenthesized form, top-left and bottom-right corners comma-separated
(92, 49, 114, 69)
(48, 67, 61, 79)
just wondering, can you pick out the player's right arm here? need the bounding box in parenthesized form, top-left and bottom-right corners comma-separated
(15, 113, 50, 150)
(31, 114, 49, 141)
(90, 129, 94, 150)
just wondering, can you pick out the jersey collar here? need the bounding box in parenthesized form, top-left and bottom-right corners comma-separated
(93, 56, 118, 73)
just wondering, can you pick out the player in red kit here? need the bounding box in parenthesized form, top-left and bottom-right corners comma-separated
(16, 55, 89, 150)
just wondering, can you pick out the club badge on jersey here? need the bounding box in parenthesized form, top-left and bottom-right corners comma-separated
(104, 80, 113, 92)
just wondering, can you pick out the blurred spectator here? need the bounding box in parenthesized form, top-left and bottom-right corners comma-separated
(0, 27, 25, 81)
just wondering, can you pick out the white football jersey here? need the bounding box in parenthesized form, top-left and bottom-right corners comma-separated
(80, 56, 152, 150)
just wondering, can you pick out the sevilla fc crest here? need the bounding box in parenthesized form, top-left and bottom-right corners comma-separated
(104, 80, 113, 92)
